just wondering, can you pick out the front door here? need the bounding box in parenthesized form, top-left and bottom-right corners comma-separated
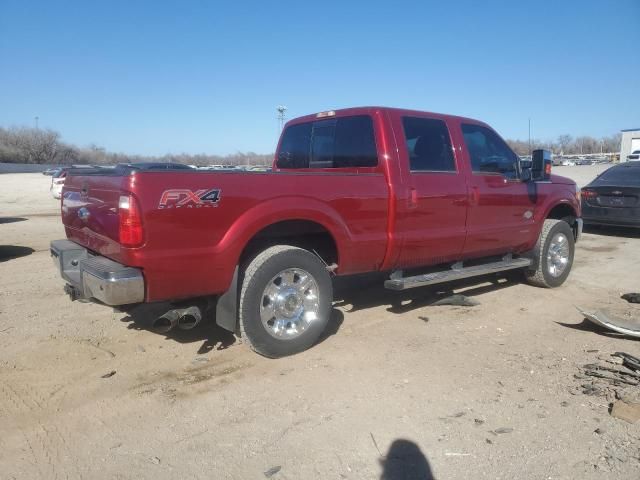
(457, 122, 531, 257)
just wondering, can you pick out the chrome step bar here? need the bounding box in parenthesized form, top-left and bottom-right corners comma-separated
(384, 255, 532, 291)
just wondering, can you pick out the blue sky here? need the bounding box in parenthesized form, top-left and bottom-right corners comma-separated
(1, 0, 638, 155)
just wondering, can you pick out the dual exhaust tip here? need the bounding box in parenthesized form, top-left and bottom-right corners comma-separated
(152, 305, 203, 333)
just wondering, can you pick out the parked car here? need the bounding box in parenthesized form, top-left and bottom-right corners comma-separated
(50, 165, 99, 198)
(627, 150, 640, 161)
(51, 106, 582, 357)
(50, 168, 69, 199)
(42, 167, 58, 175)
(581, 161, 640, 228)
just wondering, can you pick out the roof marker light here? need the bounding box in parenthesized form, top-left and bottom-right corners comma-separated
(316, 110, 336, 118)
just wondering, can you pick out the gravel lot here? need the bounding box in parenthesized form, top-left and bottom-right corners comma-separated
(1, 166, 639, 479)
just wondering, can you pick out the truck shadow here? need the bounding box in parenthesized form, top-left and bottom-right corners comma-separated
(119, 303, 345, 354)
(333, 271, 520, 314)
(119, 271, 516, 354)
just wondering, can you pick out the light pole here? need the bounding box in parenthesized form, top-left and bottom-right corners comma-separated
(34, 116, 39, 130)
(277, 106, 287, 132)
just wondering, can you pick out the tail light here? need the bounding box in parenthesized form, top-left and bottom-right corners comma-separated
(581, 189, 598, 199)
(119, 194, 144, 247)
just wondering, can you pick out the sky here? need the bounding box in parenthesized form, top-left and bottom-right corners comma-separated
(0, 0, 638, 156)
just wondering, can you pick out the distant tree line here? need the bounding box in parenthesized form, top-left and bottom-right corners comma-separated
(0, 125, 623, 166)
(506, 133, 622, 157)
(0, 126, 273, 166)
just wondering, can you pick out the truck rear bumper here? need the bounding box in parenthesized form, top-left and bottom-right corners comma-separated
(50, 239, 145, 305)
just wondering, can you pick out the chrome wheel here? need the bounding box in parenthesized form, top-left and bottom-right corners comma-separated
(547, 233, 570, 278)
(260, 268, 320, 340)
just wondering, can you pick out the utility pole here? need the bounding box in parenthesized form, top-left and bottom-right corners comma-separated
(277, 106, 287, 132)
(34, 116, 39, 130)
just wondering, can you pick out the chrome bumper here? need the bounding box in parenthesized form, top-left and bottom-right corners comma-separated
(50, 239, 145, 305)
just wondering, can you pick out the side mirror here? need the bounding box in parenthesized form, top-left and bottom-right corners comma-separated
(532, 149, 552, 181)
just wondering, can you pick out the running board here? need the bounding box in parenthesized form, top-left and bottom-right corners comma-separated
(384, 256, 532, 291)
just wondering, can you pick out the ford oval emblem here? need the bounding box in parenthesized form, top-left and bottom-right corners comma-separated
(78, 207, 90, 221)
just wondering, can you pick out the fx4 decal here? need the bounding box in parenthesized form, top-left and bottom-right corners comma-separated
(158, 188, 221, 209)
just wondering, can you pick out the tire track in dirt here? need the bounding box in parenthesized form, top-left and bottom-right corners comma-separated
(1, 380, 84, 479)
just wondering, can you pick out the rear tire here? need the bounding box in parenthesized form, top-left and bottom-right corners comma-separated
(524, 219, 575, 288)
(239, 245, 332, 358)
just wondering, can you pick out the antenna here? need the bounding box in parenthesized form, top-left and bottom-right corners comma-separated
(277, 106, 287, 132)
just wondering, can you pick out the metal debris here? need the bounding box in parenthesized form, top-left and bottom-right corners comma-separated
(621, 293, 640, 304)
(492, 427, 513, 434)
(577, 307, 640, 338)
(264, 466, 281, 478)
(610, 398, 640, 424)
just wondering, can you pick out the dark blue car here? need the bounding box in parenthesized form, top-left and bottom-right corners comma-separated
(581, 162, 640, 228)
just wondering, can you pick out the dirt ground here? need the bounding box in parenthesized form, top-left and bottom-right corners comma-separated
(1, 167, 639, 480)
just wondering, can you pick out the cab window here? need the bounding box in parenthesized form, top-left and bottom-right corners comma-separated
(462, 124, 519, 179)
(402, 117, 456, 172)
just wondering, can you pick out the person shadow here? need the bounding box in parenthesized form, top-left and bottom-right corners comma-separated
(380, 439, 434, 480)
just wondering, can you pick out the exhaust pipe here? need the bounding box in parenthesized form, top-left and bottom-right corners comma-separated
(152, 309, 181, 334)
(177, 306, 203, 330)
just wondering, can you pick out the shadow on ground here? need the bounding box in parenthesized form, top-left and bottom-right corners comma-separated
(583, 225, 640, 239)
(0, 217, 27, 225)
(0, 245, 35, 262)
(119, 301, 345, 354)
(118, 270, 520, 354)
(379, 439, 434, 480)
(334, 271, 520, 315)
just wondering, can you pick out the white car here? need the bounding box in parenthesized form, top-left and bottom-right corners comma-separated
(628, 150, 640, 161)
(50, 169, 68, 199)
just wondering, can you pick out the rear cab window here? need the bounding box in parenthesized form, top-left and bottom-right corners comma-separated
(461, 123, 519, 180)
(277, 115, 378, 170)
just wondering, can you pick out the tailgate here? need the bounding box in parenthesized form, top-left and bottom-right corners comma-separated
(61, 172, 127, 259)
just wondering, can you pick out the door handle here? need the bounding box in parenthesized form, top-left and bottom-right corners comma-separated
(408, 188, 418, 208)
(470, 186, 479, 205)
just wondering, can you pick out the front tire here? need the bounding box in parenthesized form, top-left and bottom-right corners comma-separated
(239, 245, 333, 358)
(524, 219, 575, 288)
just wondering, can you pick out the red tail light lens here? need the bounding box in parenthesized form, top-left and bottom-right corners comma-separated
(119, 195, 144, 247)
(544, 163, 552, 176)
(581, 190, 598, 199)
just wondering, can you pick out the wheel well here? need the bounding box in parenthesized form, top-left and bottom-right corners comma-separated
(239, 220, 339, 269)
(546, 204, 578, 239)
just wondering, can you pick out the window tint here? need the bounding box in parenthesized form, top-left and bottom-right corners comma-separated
(310, 121, 335, 168)
(598, 165, 640, 185)
(402, 117, 455, 172)
(277, 122, 312, 168)
(333, 116, 378, 168)
(461, 124, 519, 179)
(277, 115, 377, 169)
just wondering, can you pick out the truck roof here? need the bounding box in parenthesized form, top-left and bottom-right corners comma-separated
(285, 106, 487, 128)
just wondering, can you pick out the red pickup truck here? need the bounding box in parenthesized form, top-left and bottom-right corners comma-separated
(51, 107, 582, 357)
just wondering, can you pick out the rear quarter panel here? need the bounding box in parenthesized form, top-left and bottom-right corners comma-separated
(124, 171, 388, 301)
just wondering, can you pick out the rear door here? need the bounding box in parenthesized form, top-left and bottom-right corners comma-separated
(456, 122, 533, 256)
(393, 114, 468, 268)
